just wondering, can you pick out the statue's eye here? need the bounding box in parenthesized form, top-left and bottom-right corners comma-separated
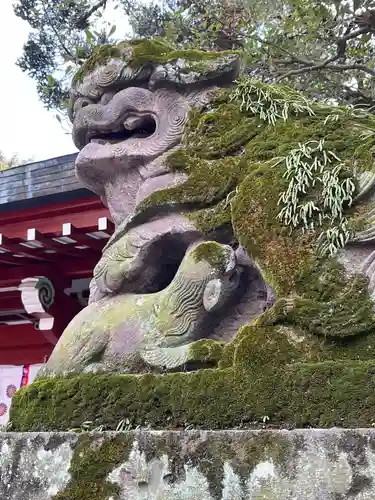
(73, 97, 93, 118)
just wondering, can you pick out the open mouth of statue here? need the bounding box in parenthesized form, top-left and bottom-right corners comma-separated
(79, 115, 157, 149)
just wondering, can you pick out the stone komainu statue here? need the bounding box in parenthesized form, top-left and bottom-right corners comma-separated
(39, 38, 375, 381)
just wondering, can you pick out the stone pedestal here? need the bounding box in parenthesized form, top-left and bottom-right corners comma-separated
(1, 429, 375, 499)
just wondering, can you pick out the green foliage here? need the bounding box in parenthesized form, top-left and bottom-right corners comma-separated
(14, 0, 118, 110)
(230, 77, 314, 125)
(15, 0, 375, 112)
(0, 151, 32, 171)
(226, 77, 358, 257)
(136, 78, 375, 315)
(68, 417, 137, 433)
(123, 0, 179, 39)
(139, 80, 375, 244)
(276, 139, 356, 256)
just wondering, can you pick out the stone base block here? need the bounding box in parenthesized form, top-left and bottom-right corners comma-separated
(1, 429, 375, 499)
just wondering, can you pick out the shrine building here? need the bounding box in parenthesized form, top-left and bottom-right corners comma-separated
(0, 153, 113, 367)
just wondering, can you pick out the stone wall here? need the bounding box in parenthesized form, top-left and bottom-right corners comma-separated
(1, 429, 375, 499)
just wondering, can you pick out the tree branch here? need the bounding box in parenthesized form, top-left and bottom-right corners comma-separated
(75, 0, 108, 29)
(275, 54, 339, 81)
(336, 26, 369, 57)
(247, 34, 312, 66)
(260, 19, 373, 84)
(341, 83, 374, 104)
(40, 0, 79, 63)
(339, 26, 369, 43)
(276, 60, 375, 82)
(325, 63, 375, 76)
(50, 23, 79, 63)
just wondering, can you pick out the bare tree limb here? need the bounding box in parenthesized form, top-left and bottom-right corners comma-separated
(337, 26, 369, 57)
(247, 34, 313, 66)
(275, 55, 338, 82)
(340, 26, 369, 43)
(255, 20, 373, 84)
(75, 0, 108, 29)
(276, 60, 375, 82)
(325, 63, 375, 76)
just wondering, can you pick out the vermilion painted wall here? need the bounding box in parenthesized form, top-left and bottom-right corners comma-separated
(0, 324, 51, 365)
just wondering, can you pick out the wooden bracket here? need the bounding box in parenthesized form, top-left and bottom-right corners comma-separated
(19, 277, 55, 332)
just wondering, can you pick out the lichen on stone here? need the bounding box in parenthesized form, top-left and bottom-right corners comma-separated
(0, 434, 74, 498)
(3, 430, 375, 499)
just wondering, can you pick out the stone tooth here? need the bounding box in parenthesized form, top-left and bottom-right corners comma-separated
(91, 138, 107, 145)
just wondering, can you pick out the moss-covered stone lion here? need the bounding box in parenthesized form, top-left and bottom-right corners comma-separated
(11, 38, 375, 432)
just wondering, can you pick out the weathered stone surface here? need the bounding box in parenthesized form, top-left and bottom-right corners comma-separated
(2, 429, 375, 499)
(70, 42, 238, 227)
(13, 40, 375, 445)
(30, 39, 375, 430)
(0, 432, 75, 499)
(68, 40, 243, 315)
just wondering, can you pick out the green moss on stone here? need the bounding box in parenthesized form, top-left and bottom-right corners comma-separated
(187, 199, 232, 234)
(231, 161, 375, 338)
(138, 89, 375, 226)
(9, 324, 287, 431)
(11, 317, 375, 432)
(43, 431, 302, 500)
(192, 241, 229, 271)
(73, 37, 240, 84)
(73, 44, 123, 83)
(188, 339, 224, 365)
(12, 79, 375, 432)
(52, 434, 132, 500)
(137, 153, 242, 213)
(281, 359, 375, 427)
(129, 38, 239, 69)
(241, 434, 293, 477)
(231, 161, 316, 295)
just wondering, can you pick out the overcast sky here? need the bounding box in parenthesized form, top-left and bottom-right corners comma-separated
(0, 1, 131, 163)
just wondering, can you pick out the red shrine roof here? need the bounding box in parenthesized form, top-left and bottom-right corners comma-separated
(0, 153, 112, 365)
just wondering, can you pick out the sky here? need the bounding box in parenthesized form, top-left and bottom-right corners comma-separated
(0, 1, 131, 163)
